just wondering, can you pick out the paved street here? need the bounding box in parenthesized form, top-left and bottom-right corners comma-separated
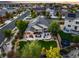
(0, 11, 30, 44)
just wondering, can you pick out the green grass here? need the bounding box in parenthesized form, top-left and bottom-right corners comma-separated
(59, 31, 79, 43)
(38, 40, 57, 49)
(59, 31, 73, 41)
(18, 40, 57, 50)
(19, 41, 27, 50)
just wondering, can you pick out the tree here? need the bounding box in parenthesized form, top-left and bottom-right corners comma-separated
(42, 11, 46, 16)
(46, 11, 51, 19)
(56, 11, 60, 17)
(40, 47, 46, 58)
(5, 12, 13, 19)
(42, 11, 50, 18)
(20, 41, 41, 58)
(15, 20, 29, 38)
(31, 10, 37, 18)
(72, 35, 79, 43)
(3, 29, 12, 39)
(17, 9, 21, 14)
(56, 11, 62, 20)
(48, 21, 60, 35)
(69, 8, 77, 13)
(46, 47, 62, 58)
(0, 16, 4, 23)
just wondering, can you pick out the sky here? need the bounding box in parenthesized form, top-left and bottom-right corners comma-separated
(0, 0, 79, 4)
(12, 0, 79, 3)
(12, 0, 79, 2)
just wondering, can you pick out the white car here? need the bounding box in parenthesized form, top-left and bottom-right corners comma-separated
(4, 20, 11, 24)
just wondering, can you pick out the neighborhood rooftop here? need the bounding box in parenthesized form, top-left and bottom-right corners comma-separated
(32, 25, 42, 30)
(37, 24, 48, 29)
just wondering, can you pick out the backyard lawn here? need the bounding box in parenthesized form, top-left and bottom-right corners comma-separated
(38, 40, 57, 49)
(18, 40, 57, 50)
(16, 40, 57, 58)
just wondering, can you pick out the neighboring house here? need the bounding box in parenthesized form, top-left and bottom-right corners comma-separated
(0, 8, 6, 16)
(63, 12, 79, 35)
(33, 6, 46, 12)
(46, 8, 58, 19)
(0, 7, 17, 16)
(46, 8, 65, 19)
(3, 7, 17, 13)
(61, 9, 68, 16)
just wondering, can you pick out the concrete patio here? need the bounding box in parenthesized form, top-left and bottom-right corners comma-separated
(24, 31, 52, 40)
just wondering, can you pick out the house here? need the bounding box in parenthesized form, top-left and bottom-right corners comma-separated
(46, 8, 65, 19)
(0, 8, 6, 16)
(32, 25, 42, 32)
(26, 16, 49, 32)
(33, 6, 46, 12)
(24, 16, 51, 40)
(63, 11, 79, 35)
(3, 7, 18, 13)
(37, 24, 48, 32)
(0, 7, 17, 16)
(46, 8, 58, 19)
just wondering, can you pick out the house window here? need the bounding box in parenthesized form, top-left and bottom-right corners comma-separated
(76, 22, 79, 24)
(68, 13, 76, 18)
(74, 26, 77, 30)
(68, 25, 71, 27)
